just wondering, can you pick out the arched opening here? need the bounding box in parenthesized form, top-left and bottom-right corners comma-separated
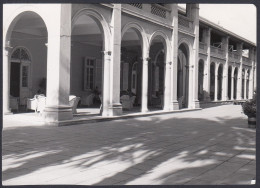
(7, 11, 48, 112)
(241, 68, 245, 99)
(233, 67, 238, 99)
(210, 62, 215, 101)
(70, 13, 104, 112)
(148, 36, 166, 110)
(120, 28, 142, 111)
(228, 66, 232, 100)
(217, 64, 223, 100)
(177, 43, 189, 108)
(198, 59, 204, 101)
(246, 70, 250, 99)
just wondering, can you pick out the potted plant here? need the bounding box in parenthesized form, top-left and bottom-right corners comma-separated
(242, 94, 256, 128)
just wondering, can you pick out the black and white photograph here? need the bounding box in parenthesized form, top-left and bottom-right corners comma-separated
(2, 1, 257, 185)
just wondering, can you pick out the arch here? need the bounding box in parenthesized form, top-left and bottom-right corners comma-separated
(210, 62, 216, 101)
(177, 42, 190, 108)
(227, 65, 232, 100)
(71, 8, 111, 51)
(217, 63, 224, 100)
(233, 67, 238, 99)
(10, 46, 32, 62)
(149, 30, 171, 61)
(198, 59, 204, 101)
(178, 38, 193, 61)
(4, 7, 49, 47)
(241, 68, 245, 99)
(121, 22, 149, 55)
(4, 8, 48, 111)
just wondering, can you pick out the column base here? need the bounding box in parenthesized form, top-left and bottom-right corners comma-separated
(43, 105, 73, 123)
(3, 110, 13, 115)
(109, 103, 122, 116)
(170, 100, 179, 110)
(192, 100, 200, 109)
(141, 107, 149, 113)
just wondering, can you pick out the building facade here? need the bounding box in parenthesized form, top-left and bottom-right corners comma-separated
(3, 4, 257, 123)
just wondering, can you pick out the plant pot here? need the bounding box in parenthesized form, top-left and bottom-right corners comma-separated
(248, 117, 256, 128)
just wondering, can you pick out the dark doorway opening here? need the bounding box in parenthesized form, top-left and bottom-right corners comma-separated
(10, 62, 21, 97)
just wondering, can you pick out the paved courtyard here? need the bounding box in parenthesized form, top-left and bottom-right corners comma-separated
(2, 104, 256, 185)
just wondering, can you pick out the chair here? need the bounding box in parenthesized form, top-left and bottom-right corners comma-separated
(120, 95, 136, 110)
(27, 97, 37, 112)
(69, 95, 80, 114)
(81, 93, 95, 106)
(27, 94, 46, 113)
(36, 95, 46, 113)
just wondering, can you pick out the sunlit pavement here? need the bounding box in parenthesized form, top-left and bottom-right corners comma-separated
(2, 104, 256, 185)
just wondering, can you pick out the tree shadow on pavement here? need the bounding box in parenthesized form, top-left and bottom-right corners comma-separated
(2, 106, 256, 185)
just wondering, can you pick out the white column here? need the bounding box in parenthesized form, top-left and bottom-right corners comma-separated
(214, 63, 219, 101)
(253, 48, 257, 92)
(43, 4, 73, 123)
(110, 4, 122, 115)
(204, 28, 211, 101)
(191, 4, 200, 108)
(3, 48, 12, 115)
(141, 57, 149, 112)
(244, 69, 248, 99)
(249, 67, 254, 99)
(101, 51, 112, 116)
(163, 61, 171, 111)
(231, 67, 234, 100)
(222, 36, 229, 101)
(236, 43, 243, 100)
(170, 4, 179, 110)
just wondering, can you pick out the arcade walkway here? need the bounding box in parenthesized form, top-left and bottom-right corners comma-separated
(2, 105, 256, 185)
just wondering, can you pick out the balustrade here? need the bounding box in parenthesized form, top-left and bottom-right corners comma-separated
(128, 3, 142, 9)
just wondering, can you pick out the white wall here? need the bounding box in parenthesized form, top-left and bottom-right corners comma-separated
(10, 32, 47, 97)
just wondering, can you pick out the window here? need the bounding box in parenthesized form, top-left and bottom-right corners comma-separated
(22, 65, 29, 87)
(83, 58, 95, 90)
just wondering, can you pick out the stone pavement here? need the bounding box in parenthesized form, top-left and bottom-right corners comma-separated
(2, 104, 256, 185)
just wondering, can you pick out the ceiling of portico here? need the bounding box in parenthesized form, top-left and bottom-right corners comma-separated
(10, 12, 48, 38)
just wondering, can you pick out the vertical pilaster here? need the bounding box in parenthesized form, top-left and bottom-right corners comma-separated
(101, 51, 112, 116)
(110, 4, 123, 115)
(253, 48, 257, 93)
(222, 36, 229, 101)
(214, 63, 219, 101)
(43, 4, 73, 123)
(3, 48, 12, 115)
(250, 48, 256, 98)
(191, 4, 200, 108)
(204, 28, 211, 101)
(164, 61, 171, 111)
(231, 67, 234, 100)
(236, 43, 243, 100)
(141, 57, 149, 112)
(170, 3, 179, 110)
(244, 69, 248, 99)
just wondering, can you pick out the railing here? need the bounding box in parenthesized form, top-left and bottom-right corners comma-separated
(199, 42, 207, 54)
(242, 56, 250, 63)
(229, 51, 239, 60)
(128, 3, 142, 9)
(151, 4, 166, 18)
(210, 46, 217, 53)
(178, 15, 191, 28)
(199, 42, 205, 50)
(210, 46, 225, 59)
(218, 48, 224, 55)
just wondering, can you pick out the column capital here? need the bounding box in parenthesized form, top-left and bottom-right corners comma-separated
(141, 57, 150, 61)
(102, 51, 112, 56)
(185, 65, 194, 69)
